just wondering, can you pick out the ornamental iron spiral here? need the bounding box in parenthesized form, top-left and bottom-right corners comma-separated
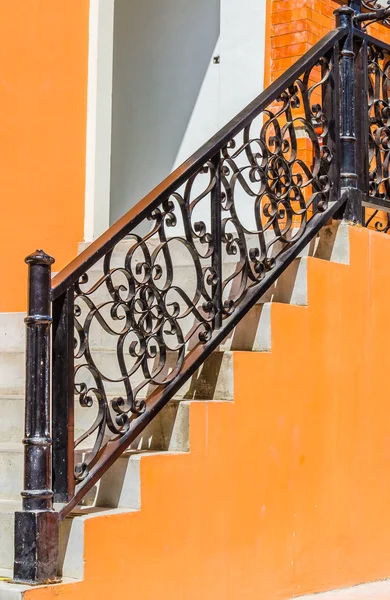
(73, 55, 334, 482)
(366, 42, 390, 230)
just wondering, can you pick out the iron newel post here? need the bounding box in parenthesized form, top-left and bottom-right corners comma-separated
(14, 250, 59, 585)
(335, 5, 363, 225)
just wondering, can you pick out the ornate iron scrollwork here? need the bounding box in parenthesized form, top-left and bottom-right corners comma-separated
(352, 0, 390, 30)
(366, 42, 390, 230)
(362, 0, 390, 9)
(72, 55, 334, 482)
(361, 1, 390, 27)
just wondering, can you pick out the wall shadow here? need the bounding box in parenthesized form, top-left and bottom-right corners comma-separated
(110, 0, 221, 224)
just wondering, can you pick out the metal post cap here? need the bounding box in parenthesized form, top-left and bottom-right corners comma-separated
(25, 249, 55, 266)
(333, 6, 355, 16)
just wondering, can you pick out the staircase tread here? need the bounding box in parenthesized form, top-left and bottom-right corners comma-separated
(0, 499, 21, 512)
(0, 443, 22, 453)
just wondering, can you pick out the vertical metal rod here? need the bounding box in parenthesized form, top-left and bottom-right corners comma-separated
(14, 250, 59, 585)
(52, 287, 75, 502)
(323, 43, 340, 206)
(349, 0, 362, 16)
(355, 37, 369, 223)
(335, 6, 363, 224)
(211, 152, 223, 329)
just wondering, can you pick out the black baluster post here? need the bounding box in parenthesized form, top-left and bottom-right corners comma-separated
(349, 0, 362, 14)
(335, 6, 363, 224)
(211, 152, 222, 330)
(52, 287, 75, 503)
(14, 250, 59, 584)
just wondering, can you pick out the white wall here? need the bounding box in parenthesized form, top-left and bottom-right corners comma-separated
(84, 0, 268, 236)
(109, 0, 221, 225)
(219, 0, 267, 126)
(173, 0, 267, 168)
(84, 0, 115, 241)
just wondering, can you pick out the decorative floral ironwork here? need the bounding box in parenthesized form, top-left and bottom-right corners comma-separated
(361, 1, 390, 27)
(366, 43, 390, 230)
(72, 54, 334, 481)
(219, 58, 333, 314)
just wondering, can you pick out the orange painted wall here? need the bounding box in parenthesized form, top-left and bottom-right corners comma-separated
(0, 0, 89, 312)
(27, 225, 390, 599)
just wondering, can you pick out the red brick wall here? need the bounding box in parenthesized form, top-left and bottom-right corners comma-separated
(267, 0, 390, 85)
(265, 1, 390, 229)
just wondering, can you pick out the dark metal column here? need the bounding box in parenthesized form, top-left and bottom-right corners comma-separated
(52, 288, 75, 502)
(349, 0, 362, 13)
(14, 250, 59, 584)
(335, 6, 363, 224)
(211, 152, 223, 330)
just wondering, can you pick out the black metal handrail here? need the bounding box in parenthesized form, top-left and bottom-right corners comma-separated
(16, 1, 390, 585)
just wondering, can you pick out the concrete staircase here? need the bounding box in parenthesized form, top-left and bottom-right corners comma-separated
(1, 222, 390, 599)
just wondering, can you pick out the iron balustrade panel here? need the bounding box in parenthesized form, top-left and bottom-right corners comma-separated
(364, 37, 390, 230)
(73, 163, 221, 481)
(219, 61, 334, 314)
(355, 1, 390, 28)
(69, 48, 337, 488)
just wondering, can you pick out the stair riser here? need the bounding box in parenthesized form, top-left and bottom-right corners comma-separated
(0, 394, 191, 451)
(74, 255, 308, 321)
(0, 402, 191, 572)
(0, 452, 23, 501)
(0, 512, 15, 571)
(0, 397, 192, 500)
(0, 223, 349, 356)
(0, 399, 24, 443)
(78, 231, 306, 271)
(0, 349, 234, 404)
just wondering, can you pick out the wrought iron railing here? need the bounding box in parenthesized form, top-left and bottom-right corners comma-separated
(13, 0, 390, 586)
(50, 28, 343, 514)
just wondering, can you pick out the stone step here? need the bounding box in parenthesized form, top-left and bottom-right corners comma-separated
(0, 222, 350, 355)
(0, 446, 23, 501)
(74, 239, 326, 322)
(58, 448, 190, 580)
(0, 391, 192, 448)
(0, 572, 28, 600)
(0, 313, 25, 353)
(0, 444, 190, 574)
(0, 396, 192, 501)
(0, 401, 192, 571)
(78, 230, 303, 270)
(0, 274, 300, 396)
(77, 222, 349, 272)
(0, 345, 234, 400)
(0, 500, 20, 572)
(0, 397, 24, 444)
(72, 255, 310, 351)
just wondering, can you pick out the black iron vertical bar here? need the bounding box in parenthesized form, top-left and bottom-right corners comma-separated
(323, 43, 341, 206)
(52, 287, 75, 502)
(14, 250, 59, 584)
(355, 37, 369, 224)
(349, 0, 362, 16)
(211, 151, 223, 329)
(335, 6, 363, 224)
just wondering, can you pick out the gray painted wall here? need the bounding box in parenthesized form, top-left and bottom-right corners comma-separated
(110, 0, 220, 224)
